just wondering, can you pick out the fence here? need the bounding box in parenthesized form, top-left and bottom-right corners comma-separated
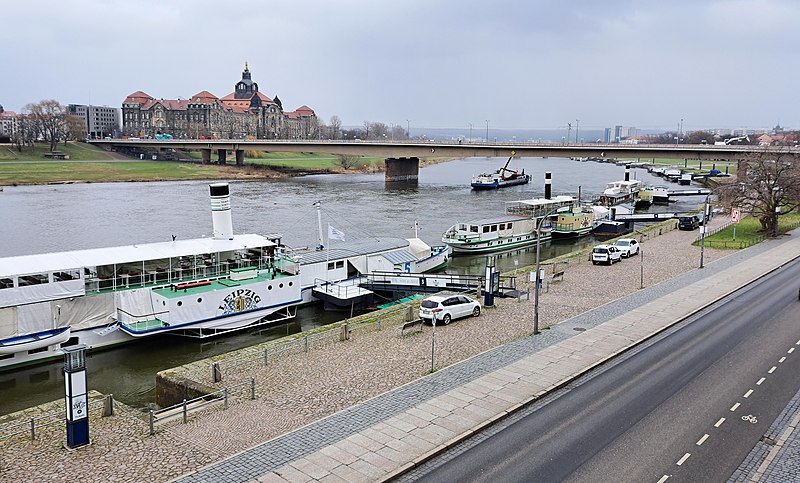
(148, 378, 255, 435)
(210, 304, 417, 383)
(0, 394, 114, 442)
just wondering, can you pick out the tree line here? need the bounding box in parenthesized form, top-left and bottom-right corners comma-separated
(9, 100, 85, 152)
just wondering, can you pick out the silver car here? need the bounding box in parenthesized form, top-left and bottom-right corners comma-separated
(419, 294, 481, 325)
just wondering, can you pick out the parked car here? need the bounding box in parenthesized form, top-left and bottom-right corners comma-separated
(592, 244, 623, 265)
(614, 238, 640, 257)
(419, 294, 481, 325)
(678, 215, 700, 230)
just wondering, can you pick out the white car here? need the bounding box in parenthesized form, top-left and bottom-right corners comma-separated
(614, 238, 640, 258)
(419, 294, 481, 325)
(591, 244, 623, 265)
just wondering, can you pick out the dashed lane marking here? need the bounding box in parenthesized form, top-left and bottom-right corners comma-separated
(676, 453, 691, 466)
(696, 434, 709, 446)
(756, 377, 766, 385)
(789, 348, 796, 354)
(744, 389, 754, 398)
(779, 357, 786, 363)
(657, 475, 670, 483)
(731, 402, 741, 412)
(796, 339, 800, 345)
(715, 417, 726, 428)
(768, 366, 776, 374)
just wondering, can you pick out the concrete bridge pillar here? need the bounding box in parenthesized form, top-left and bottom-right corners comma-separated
(201, 149, 211, 164)
(217, 149, 227, 164)
(385, 157, 419, 187)
(235, 150, 244, 166)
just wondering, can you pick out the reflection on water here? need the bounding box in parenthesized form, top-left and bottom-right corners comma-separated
(0, 157, 706, 414)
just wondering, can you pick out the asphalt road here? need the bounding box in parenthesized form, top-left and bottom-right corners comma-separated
(413, 259, 800, 483)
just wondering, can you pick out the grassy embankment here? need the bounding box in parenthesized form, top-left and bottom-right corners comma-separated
(698, 212, 800, 249)
(633, 157, 738, 175)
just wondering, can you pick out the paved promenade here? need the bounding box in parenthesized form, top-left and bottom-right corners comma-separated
(173, 231, 800, 482)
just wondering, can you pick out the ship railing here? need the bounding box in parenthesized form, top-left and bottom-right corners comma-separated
(0, 394, 114, 442)
(116, 307, 170, 327)
(148, 379, 256, 435)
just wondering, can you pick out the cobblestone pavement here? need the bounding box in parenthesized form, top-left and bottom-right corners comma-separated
(2, 218, 800, 482)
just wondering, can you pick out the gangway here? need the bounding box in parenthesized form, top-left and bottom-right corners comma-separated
(362, 271, 518, 297)
(665, 188, 712, 197)
(312, 277, 374, 311)
(612, 212, 681, 222)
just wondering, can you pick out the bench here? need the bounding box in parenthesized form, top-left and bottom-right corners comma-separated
(44, 152, 69, 159)
(174, 280, 212, 291)
(551, 270, 565, 282)
(400, 318, 424, 337)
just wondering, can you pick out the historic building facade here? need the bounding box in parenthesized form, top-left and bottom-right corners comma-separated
(121, 64, 317, 139)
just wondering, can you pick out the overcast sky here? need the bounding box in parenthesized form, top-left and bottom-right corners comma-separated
(2, 0, 798, 132)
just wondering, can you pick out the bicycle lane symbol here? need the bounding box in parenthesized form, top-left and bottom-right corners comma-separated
(742, 414, 758, 424)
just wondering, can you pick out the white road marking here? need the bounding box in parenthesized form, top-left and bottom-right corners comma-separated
(657, 475, 670, 483)
(768, 366, 776, 374)
(796, 339, 800, 345)
(744, 389, 754, 398)
(731, 402, 741, 411)
(789, 348, 796, 354)
(696, 434, 710, 446)
(715, 417, 726, 428)
(757, 377, 766, 385)
(779, 357, 786, 363)
(676, 453, 691, 466)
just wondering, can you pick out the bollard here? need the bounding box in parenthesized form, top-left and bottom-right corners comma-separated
(30, 418, 35, 440)
(340, 323, 349, 342)
(182, 399, 187, 424)
(102, 394, 115, 417)
(377, 314, 381, 331)
(149, 410, 154, 435)
(211, 362, 222, 383)
(223, 388, 229, 410)
(264, 348, 269, 366)
(304, 335, 309, 353)
(250, 378, 256, 400)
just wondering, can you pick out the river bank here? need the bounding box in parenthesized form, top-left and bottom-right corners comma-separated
(0, 217, 734, 482)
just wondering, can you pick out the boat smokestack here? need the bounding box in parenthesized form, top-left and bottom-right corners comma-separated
(544, 172, 552, 199)
(210, 183, 234, 239)
(624, 166, 630, 182)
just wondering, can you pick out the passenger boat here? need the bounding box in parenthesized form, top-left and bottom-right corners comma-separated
(470, 154, 531, 190)
(549, 205, 595, 238)
(0, 183, 302, 371)
(442, 195, 576, 254)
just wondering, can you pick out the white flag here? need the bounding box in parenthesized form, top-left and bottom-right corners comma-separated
(328, 224, 345, 241)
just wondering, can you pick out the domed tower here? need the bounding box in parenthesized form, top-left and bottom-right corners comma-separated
(234, 62, 259, 99)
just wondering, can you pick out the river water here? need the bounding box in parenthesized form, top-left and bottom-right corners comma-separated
(0, 157, 702, 414)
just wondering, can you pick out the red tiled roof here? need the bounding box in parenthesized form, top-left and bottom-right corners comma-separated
(191, 91, 219, 103)
(124, 91, 154, 104)
(140, 99, 190, 111)
(255, 92, 275, 104)
(0, 111, 18, 117)
(287, 105, 315, 117)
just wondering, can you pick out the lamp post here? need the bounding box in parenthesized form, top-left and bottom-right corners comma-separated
(469, 122, 473, 143)
(406, 120, 410, 139)
(485, 120, 489, 143)
(700, 194, 710, 268)
(575, 119, 580, 144)
(533, 206, 569, 334)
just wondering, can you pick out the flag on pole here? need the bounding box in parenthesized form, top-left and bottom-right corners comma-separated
(328, 224, 345, 242)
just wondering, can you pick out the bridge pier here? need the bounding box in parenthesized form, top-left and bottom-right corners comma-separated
(201, 149, 211, 164)
(217, 149, 227, 164)
(235, 150, 244, 166)
(385, 157, 419, 188)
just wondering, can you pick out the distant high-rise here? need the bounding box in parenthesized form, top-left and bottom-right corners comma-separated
(68, 104, 120, 139)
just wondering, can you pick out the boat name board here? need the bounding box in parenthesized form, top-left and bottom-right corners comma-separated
(218, 288, 262, 315)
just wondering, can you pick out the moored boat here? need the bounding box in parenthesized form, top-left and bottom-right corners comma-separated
(549, 205, 595, 238)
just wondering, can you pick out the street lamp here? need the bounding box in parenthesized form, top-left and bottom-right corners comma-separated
(406, 120, 410, 139)
(485, 120, 489, 143)
(469, 122, 473, 143)
(575, 119, 580, 144)
(699, 194, 710, 268)
(533, 206, 570, 334)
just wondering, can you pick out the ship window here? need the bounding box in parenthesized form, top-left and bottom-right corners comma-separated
(268, 285, 273, 290)
(507, 223, 512, 229)
(53, 270, 80, 282)
(197, 298, 202, 303)
(28, 346, 49, 355)
(18, 273, 48, 286)
(335, 261, 344, 269)
(177, 301, 183, 307)
(470, 226, 478, 233)
(279, 283, 284, 288)
(483, 226, 490, 233)
(288, 282, 293, 287)
(499, 223, 505, 230)
(0, 353, 13, 360)
(0, 278, 13, 289)
(490, 225, 498, 232)
(327, 262, 335, 270)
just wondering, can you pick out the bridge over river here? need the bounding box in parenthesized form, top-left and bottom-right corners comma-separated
(89, 139, 795, 184)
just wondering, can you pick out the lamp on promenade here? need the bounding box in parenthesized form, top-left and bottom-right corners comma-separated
(485, 120, 489, 143)
(469, 122, 473, 143)
(699, 194, 711, 268)
(533, 206, 570, 335)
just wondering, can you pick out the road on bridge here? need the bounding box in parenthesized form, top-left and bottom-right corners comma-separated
(412, 258, 800, 482)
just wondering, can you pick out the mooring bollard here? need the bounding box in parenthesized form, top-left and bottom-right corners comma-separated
(377, 314, 382, 331)
(102, 394, 115, 417)
(223, 388, 229, 409)
(30, 417, 35, 440)
(264, 348, 269, 366)
(211, 362, 222, 383)
(304, 335, 309, 353)
(250, 378, 255, 400)
(182, 399, 187, 424)
(149, 410, 154, 435)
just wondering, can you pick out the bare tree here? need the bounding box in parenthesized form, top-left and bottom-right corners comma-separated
(362, 120, 371, 139)
(336, 154, 360, 170)
(716, 148, 800, 237)
(26, 100, 67, 152)
(370, 122, 388, 140)
(65, 114, 86, 143)
(329, 115, 342, 139)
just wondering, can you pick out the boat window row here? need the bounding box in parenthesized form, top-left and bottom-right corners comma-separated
(0, 269, 82, 289)
(326, 260, 345, 270)
(481, 222, 513, 234)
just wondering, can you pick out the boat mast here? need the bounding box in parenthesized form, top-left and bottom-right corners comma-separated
(314, 201, 324, 250)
